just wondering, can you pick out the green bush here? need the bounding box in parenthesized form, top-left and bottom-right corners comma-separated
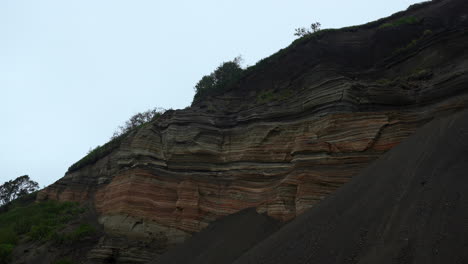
(53, 224, 96, 245)
(71, 224, 95, 240)
(13, 218, 33, 235)
(392, 29, 432, 56)
(0, 244, 14, 264)
(68, 107, 166, 173)
(423, 29, 432, 36)
(256, 89, 293, 104)
(294, 22, 321, 37)
(379, 16, 420, 29)
(0, 200, 91, 263)
(408, 69, 433, 81)
(67, 134, 124, 172)
(193, 56, 244, 101)
(257, 90, 276, 103)
(29, 224, 53, 241)
(0, 200, 86, 247)
(0, 229, 17, 245)
(376, 78, 392, 86)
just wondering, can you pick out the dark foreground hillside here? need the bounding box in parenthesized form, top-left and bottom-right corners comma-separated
(156, 208, 280, 264)
(234, 110, 468, 263)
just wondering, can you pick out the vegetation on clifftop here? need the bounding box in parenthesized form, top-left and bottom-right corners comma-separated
(0, 193, 94, 264)
(67, 132, 126, 172)
(379, 16, 420, 29)
(193, 56, 244, 101)
(294, 22, 321, 37)
(67, 107, 166, 172)
(190, 2, 432, 105)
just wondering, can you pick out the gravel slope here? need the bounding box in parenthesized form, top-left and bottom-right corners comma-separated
(156, 208, 281, 264)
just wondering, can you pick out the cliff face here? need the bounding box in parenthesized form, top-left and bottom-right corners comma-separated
(39, 0, 468, 256)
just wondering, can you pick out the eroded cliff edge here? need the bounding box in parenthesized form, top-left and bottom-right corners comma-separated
(38, 0, 468, 260)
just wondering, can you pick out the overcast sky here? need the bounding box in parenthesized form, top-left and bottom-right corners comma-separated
(1, 0, 424, 187)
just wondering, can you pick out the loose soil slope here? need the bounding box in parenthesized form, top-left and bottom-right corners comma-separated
(156, 208, 280, 264)
(235, 110, 468, 264)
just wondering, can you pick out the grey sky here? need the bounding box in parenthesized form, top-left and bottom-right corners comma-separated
(1, 0, 424, 187)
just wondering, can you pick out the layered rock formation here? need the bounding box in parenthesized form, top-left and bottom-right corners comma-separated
(38, 0, 468, 258)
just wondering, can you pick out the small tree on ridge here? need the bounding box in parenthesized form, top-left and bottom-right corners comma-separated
(294, 22, 321, 37)
(194, 56, 244, 97)
(0, 175, 39, 205)
(111, 107, 166, 140)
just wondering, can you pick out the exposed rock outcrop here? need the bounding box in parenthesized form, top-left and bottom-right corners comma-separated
(38, 0, 468, 259)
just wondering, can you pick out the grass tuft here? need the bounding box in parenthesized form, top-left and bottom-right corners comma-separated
(0, 244, 14, 264)
(67, 133, 126, 172)
(0, 199, 92, 263)
(379, 16, 420, 29)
